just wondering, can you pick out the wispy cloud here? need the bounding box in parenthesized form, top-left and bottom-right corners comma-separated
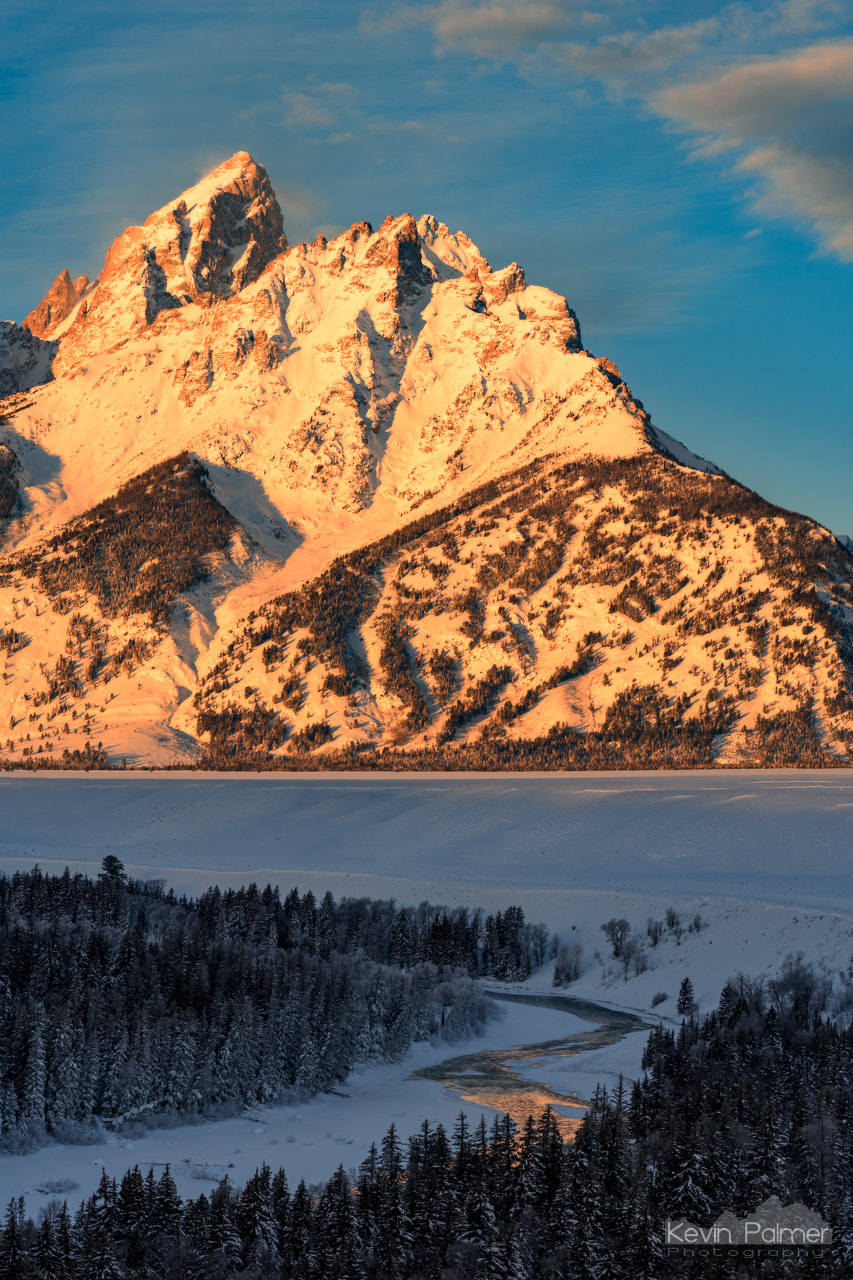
(364, 0, 602, 56)
(432, 2, 595, 57)
(283, 84, 356, 130)
(378, 0, 853, 260)
(656, 41, 853, 258)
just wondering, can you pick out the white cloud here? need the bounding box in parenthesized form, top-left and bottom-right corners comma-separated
(655, 41, 853, 258)
(363, 0, 601, 56)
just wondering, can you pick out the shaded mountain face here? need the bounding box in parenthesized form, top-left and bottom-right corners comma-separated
(0, 323, 56, 397)
(0, 153, 851, 768)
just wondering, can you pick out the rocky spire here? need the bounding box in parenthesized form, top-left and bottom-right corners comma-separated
(22, 269, 87, 338)
(50, 152, 288, 373)
(101, 151, 286, 311)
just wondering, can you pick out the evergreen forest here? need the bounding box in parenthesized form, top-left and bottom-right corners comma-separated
(2, 975, 852, 1277)
(0, 867, 545, 1151)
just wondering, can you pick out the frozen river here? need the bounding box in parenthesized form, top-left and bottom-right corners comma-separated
(0, 991, 649, 1217)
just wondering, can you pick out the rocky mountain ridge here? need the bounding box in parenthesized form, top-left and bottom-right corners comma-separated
(0, 152, 851, 767)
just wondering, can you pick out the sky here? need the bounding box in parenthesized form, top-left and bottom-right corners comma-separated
(2, 0, 852, 534)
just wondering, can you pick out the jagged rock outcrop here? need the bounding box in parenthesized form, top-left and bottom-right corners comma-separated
(131, 152, 286, 305)
(0, 322, 56, 396)
(22, 269, 90, 338)
(0, 444, 18, 518)
(51, 152, 286, 375)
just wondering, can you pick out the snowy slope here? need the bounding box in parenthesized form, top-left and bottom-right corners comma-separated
(1, 152, 852, 766)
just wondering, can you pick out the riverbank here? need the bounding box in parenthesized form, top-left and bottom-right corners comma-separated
(0, 991, 646, 1216)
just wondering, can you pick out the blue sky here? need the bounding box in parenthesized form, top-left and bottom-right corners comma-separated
(3, 0, 852, 533)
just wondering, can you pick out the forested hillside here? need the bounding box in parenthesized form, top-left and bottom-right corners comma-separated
(0, 867, 547, 1151)
(194, 449, 853, 769)
(2, 972, 851, 1277)
(0, 868, 544, 1149)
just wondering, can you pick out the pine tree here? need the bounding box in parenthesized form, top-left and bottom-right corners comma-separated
(20, 1010, 47, 1131)
(98, 856, 126, 885)
(271, 1166, 290, 1258)
(154, 1164, 183, 1238)
(316, 1165, 359, 1280)
(0, 1199, 26, 1280)
(289, 1179, 317, 1280)
(55, 1203, 75, 1278)
(208, 1178, 243, 1272)
(34, 1214, 66, 1280)
(237, 1164, 279, 1269)
(676, 976, 696, 1017)
(80, 1230, 124, 1280)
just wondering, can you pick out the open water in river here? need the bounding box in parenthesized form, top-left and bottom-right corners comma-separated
(412, 991, 650, 1139)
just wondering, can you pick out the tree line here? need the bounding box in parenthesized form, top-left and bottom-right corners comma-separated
(0, 868, 523, 1151)
(3, 968, 853, 1277)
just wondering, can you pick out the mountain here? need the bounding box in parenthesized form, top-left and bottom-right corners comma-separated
(1, 152, 851, 768)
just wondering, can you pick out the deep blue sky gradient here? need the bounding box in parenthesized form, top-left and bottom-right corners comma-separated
(3, 0, 851, 532)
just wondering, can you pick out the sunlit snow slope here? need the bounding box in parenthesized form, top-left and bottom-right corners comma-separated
(1, 152, 852, 766)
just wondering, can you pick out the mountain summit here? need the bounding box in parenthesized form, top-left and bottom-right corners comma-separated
(0, 154, 851, 768)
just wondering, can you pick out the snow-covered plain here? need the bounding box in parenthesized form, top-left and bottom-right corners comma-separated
(1, 769, 849, 914)
(1, 768, 851, 1212)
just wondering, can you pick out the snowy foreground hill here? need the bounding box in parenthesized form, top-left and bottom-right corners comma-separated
(1, 769, 852, 1223)
(1, 152, 852, 767)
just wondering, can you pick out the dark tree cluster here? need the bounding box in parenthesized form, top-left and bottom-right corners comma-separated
(0, 869, 499, 1151)
(438, 664, 513, 743)
(0, 453, 235, 625)
(740, 695, 827, 766)
(287, 722, 333, 753)
(376, 614, 429, 731)
(427, 650, 458, 705)
(0, 740, 110, 772)
(609, 580, 656, 624)
(511, 536, 566, 596)
(0, 628, 27, 655)
(5, 971, 853, 1277)
(0, 444, 18, 521)
(197, 701, 289, 757)
(194, 694, 744, 770)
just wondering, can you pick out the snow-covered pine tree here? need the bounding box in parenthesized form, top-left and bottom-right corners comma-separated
(676, 975, 695, 1017)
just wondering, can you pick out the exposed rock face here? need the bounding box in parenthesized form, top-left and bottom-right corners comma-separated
(253, 329, 279, 372)
(22, 269, 87, 338)
(0, 444, 18, 518)
(53, 152, 286, 374)
(0, 322, 56, 396)
(368, 214, 432, 303)
(106, 151, 281, 305)
(136, 153, 286, 304)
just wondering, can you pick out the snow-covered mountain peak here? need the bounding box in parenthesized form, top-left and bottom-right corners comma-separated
(134, 150, 285, 298)
(22, 269, 91, 339)
(14, 154, 836, 768)
(48, 152, 285, 375)
(2, 155, 662, 551)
